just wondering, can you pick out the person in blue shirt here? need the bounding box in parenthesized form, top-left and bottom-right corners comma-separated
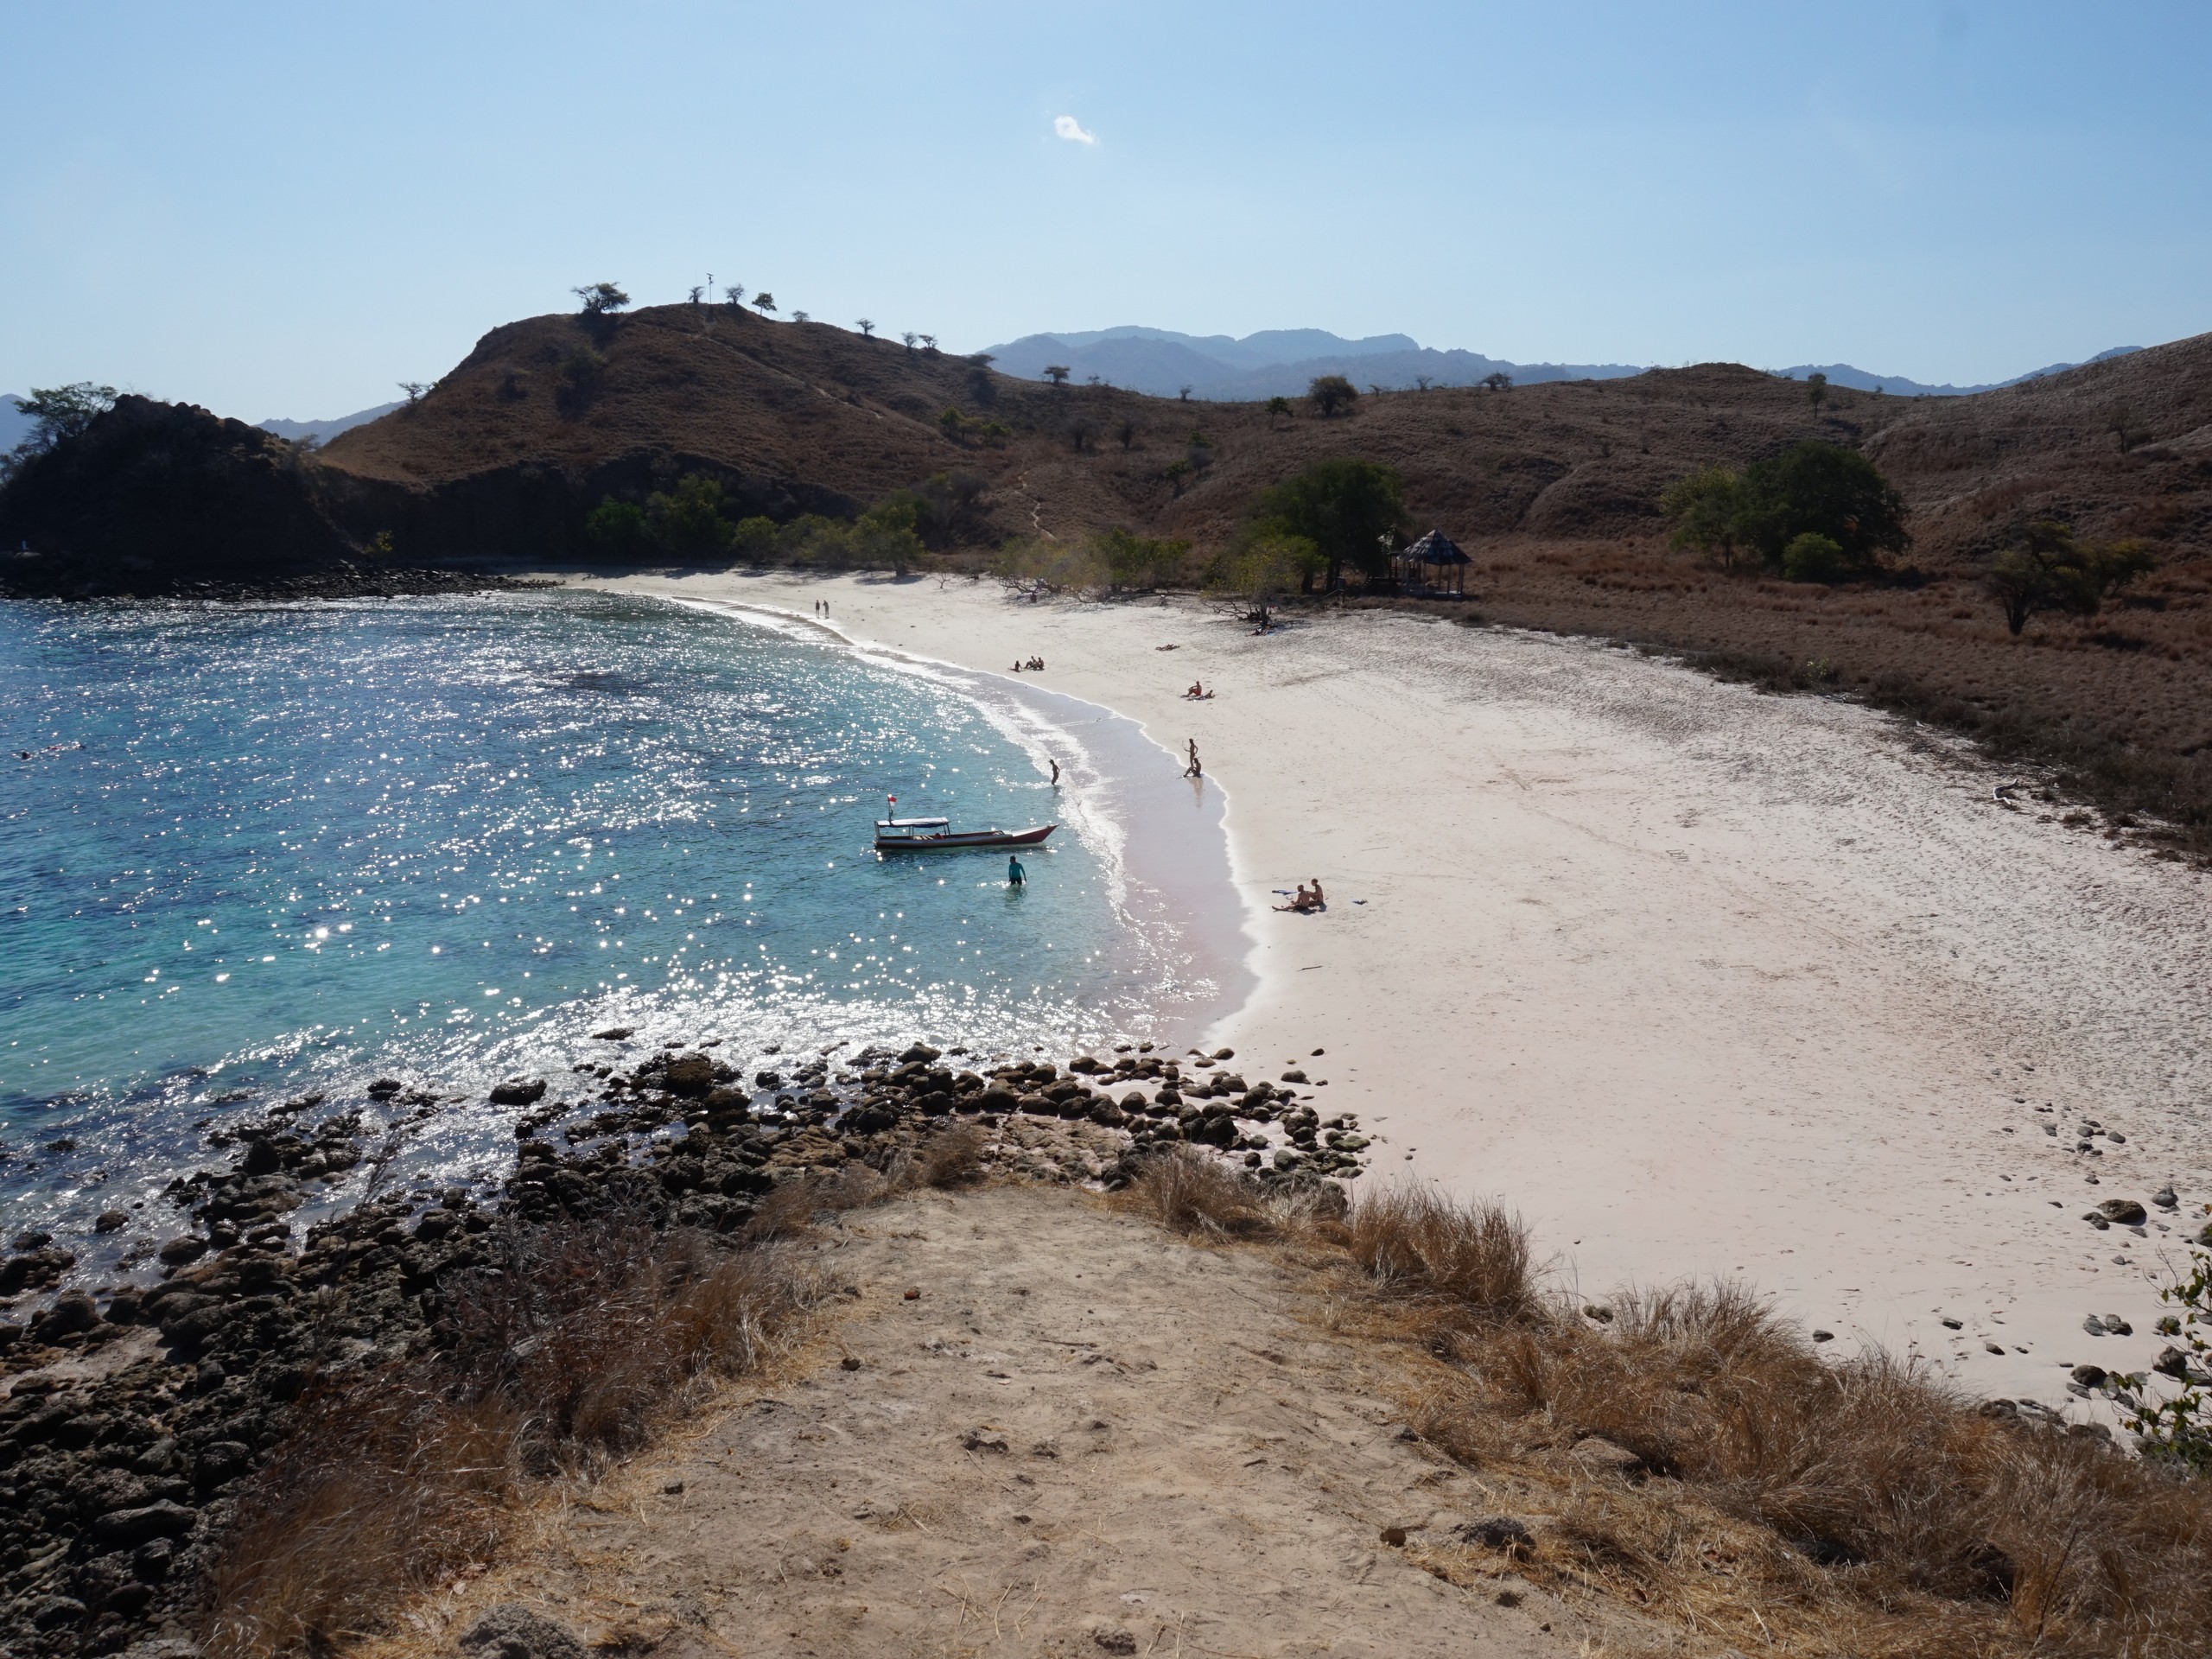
(1007, 855, 1026, 887)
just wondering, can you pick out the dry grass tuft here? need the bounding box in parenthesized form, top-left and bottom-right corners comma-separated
(203, 1219, 815, 1659)
(1410, 1278, 2212, 1656)
(1339, 1185, 1539, 1325)
(916, 1122, 990, 1190)
(1119, 1147, 1280, 1237)
(1116, 1169, 2212, 1656)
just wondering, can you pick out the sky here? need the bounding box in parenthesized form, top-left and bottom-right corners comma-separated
(3, 1, 2209, 420)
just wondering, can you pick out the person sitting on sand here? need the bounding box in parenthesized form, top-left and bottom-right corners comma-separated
(1308, 877, 1325, 907)
(1274, 884, 1314, 912)
(1011, 660, 1023, 673)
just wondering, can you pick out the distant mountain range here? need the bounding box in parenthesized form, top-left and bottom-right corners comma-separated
(1771, 347, 2143, 397)
(256, 402, 403, 442)
(976, 327, 2145, 402)
(980, 327, 1643, 400)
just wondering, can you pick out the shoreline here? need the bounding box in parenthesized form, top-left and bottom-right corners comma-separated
(663, 591, 1257, 1048)
(566, 566, 2212, 1408)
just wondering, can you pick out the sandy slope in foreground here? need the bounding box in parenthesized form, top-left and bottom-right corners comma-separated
(383, 1186, 1617, 1659)
(577, 569, 2212, 1406)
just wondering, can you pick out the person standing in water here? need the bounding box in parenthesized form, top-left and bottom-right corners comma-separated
(1184, 738, 1202, 778)
(1007, 854, 1026, 887)
(1049, 758, 1060, 786)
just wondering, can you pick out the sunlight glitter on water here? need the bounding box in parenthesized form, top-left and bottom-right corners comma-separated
(0, 592, 1219, 1243)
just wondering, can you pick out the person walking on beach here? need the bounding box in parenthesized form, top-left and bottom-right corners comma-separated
(1007, 854, 1027, 887)
(1184, 738, 1202, 778)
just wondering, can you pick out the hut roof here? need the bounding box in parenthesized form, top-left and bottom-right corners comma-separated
(1407, 529, 1470, 566)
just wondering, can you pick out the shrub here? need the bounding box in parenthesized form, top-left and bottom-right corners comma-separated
(1660, 465, 1748, 572)
(1781, 531, 1849, 583)
(583, 498, 651, 557)
(644, 474, 735, 556)
(1342, 1186, 1537, 1324)
(1092, 525, 1190, 594)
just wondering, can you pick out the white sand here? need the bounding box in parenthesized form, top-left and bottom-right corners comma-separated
(579, 569, 2212, 1408)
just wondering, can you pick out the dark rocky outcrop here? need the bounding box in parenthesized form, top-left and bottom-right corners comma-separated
(0, 396, 527, 600)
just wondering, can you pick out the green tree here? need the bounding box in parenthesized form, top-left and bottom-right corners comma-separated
(1205, 531, 1324, 627)
(1984, 519, 2156, 635)
(1737, 441, 1909, 574)
(1659, 466, 1748, 573)
(1162, 459, 1192, 497)
(645, 474, 736, 556)
(572, 282, 629, 316)
(1266, 395, 1293, 428)
(1043, 365, 1071, 386)
(1481, 372, 1512, 391)
(855, 497, 925, 577)
(1090, 527, 1190, 594)
(1805, 371, 1828, 415)
(1308, 374, 1357, 417)
(1251, 457, 1407, 590)
(583, 498, 652, 557)
(753, 292, 778, 315)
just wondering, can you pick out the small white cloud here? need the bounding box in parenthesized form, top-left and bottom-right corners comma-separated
(1053, 114, 1097, 146)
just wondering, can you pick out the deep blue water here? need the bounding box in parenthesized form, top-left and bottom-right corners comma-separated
(0, 592, 1187, 1246)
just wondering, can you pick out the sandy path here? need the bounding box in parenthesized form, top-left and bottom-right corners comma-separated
(395, 1186, 1608, 1659)
(569, 569, 2212, 1406)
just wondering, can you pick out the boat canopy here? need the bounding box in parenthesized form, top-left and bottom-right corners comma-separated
(877, 817, 950, 829)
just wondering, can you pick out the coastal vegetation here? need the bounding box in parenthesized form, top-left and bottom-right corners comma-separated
(1660, 439, 1910, 582)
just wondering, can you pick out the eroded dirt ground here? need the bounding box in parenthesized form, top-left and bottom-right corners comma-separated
(379, 1185, 1675, 1658)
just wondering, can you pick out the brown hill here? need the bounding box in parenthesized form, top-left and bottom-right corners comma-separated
(317, 303, 2212, 575)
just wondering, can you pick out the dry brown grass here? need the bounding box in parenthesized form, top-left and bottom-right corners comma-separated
(1151, 1173, 2212, 1658)
(203, 1221, 815, 1659)
(916, 1121, 990, 1189)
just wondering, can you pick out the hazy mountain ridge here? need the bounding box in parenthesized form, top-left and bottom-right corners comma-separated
(257, 401, 404, 443)
(1774, 346, 2143, 397)
(982, 327, 2148, 402)
(982, 327, 1641, 399)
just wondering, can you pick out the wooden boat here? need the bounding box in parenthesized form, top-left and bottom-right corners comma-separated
(874, 815, 1056, 853)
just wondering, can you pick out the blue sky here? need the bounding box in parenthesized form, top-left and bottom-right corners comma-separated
(3, 1, 2208, 419)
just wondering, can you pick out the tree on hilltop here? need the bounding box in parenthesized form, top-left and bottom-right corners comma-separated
(901, 331, 918, 353)
(1807, 371, 1829, 415)
(8, 383, 117, 461)
(722, 284, 747, 308)
(856, 319, 876, 338)
(1481, 371, 1512, 391)
(573, 282, 629, 316)
(1308, 374, 1357, 417)
(1044, 365, 1071, 386)
(753, 292, 778, 315)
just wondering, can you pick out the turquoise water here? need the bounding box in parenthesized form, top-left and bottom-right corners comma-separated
(0, 592, 1199, 1243)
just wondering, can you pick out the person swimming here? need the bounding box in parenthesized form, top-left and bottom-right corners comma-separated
(1007, 855, 1027, 887)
